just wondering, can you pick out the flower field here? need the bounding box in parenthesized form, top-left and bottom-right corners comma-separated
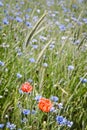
(0, 0, 87, 130)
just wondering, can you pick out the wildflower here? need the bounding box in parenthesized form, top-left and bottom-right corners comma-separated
(50, 107, 55, 112)
(21, 82, 33, 93)
(22, 109, 30, 115)
(71, 16, 78, 22)
(73, 40, 80, 45)
(67, 120, 73, 127)
(42, 63, 48, 67)
(56, 116, 67, 125)
(72, 4, 78, 9)
(6, 122, 16, 130)
(25, 21, 32, 28)
(38, 97, 53, 112)
(0, 61, 5, 66)
(82, 18, 87, 24)
(32, 39, 37, 43)
(59, 24, 66, 31)
(32, 44, 38, 49)
(33, 16, 38, 22)
(39, 35, 47, 42)
(28, 78, 33, 83)
(29, 58, 35, 63)
(3, 18, 9, 25)
(16, 73, 22, 78)
(16, 17, 23, 22)
(19, 89, 23, 94)
(26, 8, 32, 12)
(31, 109, 36, 114)
(49, 44, 55, 50)
(50, 96, 59, 102)
(0, 124, 4, 129)
(35, 95, 42, 101)
(0, 1, 3, 6)
(25, 14, 30, 20)
(68, 65, 74, 71)
(80, 77, 87, 83)
(58, 103, 63, 109)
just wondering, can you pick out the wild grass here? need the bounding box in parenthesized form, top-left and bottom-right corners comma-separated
(0, 0, 87, 130)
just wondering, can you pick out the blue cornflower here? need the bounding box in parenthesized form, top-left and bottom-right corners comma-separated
(3, 18, 9, 25)
(0, 124, 4, 128)
(39, 35, 47, 42)
(0, 1, 3, 6)
(16, 73, 22, 78)
(49, 44, 55, 50)
(25, 14, 30, 20)
(46, 0, 54, 6)
(29, 58, 35, 63)
(31, 109, 36, 114)
(32, 39, 37, 43)
(62, 7, 70, 13)
(22, 109, 30, 115)
(16, 17, 23, 22)
(8, 16, 14, 20)
(72, 4, 78, 9)
(6, 122, 16, 130)
(42, 63, 48, 67)
(71, 16, 78, 22)
(80, 77, 87, 83)
(32, 44, 38, 49)
(26, 8, 32, 12)
(82, 18, 87, 24)
(33, 16, 38, 22)
(50, 96, 59, 102)
(28, 78, 33, 83)
(67, 120, 73, 127)
(59, 24, 66, 31)
(68, 65, 74, 71)
(50, 107, 55, 112)
(73, 40, 80, 45)
(19, 89, 23, 94)
(0, 61, 5, 66)
(35, 95, 42, 101)
(56, 116, 67, 125)
(56, 116, 64, 125)
(58, 103, 63, 109)
(25, 21, 32, 28)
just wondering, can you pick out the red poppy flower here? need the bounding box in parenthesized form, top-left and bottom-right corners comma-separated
(38, 98, 53, 112)
(21, 82, 33, 93)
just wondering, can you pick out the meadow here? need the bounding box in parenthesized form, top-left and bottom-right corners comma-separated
(0, 0, 87, 130)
